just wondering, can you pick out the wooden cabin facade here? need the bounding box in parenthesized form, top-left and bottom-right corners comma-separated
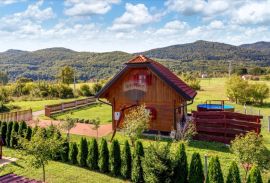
(96, 55, 197, 133)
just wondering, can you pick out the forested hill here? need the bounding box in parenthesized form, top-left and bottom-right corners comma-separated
(1, 40, 270, 81)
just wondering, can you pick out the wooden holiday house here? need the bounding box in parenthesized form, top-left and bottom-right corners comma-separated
(96, 55, 197, 133)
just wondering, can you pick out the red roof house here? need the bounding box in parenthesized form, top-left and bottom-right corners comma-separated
(96, 55, 196, 133)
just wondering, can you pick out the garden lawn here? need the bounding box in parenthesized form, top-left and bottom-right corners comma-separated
(7, 98, 80, 112)
(52, 103, 112, 124)
(0, 148, 125, 183)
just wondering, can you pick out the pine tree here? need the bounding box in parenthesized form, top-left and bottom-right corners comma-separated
(0, 122, 7, 144)
(206, 156, 224, 183)
(87, 138, 99, 170)
(99, 138, 109, 173)
(189, 153, 204, 183)
(173, 143, 188, 183)
(61, 139, 69, 162)
(226, 161, 241, 183)
(121, 140, 132, 179)
(25, 126, 32, 141)
(132, 141, 144, 183)
(69, 142, 78, 164)
(52, 129, 62, 161)
(110, 139, 121, 176)
(6, 122, 13, 147)
(18, 121, 27, 137)
(247, 166, 263, 183)
(10, 121, 19, 148)
(77, 138, 88, 167)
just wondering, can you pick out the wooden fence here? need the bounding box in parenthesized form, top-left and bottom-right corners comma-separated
(192, 111, 262, 144)
(45, 97, 96, 117)
(0, 109, 32, 122)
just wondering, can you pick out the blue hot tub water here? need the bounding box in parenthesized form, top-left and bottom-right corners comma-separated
(197, 104, 234, 110)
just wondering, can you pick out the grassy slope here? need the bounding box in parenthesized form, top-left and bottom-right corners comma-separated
(52, 104, 112, 124)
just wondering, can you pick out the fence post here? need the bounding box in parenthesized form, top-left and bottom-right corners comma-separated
(61, 103, 64, 111)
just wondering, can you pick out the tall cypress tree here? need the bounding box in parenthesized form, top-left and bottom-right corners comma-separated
(173, 143, 188, 183)
(206, 156, 224, 183)
(18, 121, 27, 137)
(132, 141, 144, 183)
(247, 166, 263, 183)
(0, 122, 7, 144)
(226, 161, 241, 183)
(189, 153, 204, 183)
(69, 142, 78, 164)
(121, 140, 132, 179)
(87, 138, 99, 170)
(99, 138, 109, 173)
(61, 139, 69, 162)
(110, 139, 121, 176)
(25, 126, 32, 141)
(6, 122, 13, 147)
(10, 121, 19, 148)
(77, 138, 88, 167)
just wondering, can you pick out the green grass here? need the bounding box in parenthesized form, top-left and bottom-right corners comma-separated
(52, 104, 112, 124)
(0, 147, 125, 183)
(7, 98, 81, 112)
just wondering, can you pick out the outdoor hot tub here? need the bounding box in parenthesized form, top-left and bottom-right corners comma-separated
(197, 103, 234, 112)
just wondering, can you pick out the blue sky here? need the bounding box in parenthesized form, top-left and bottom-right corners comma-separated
(0, 0, 270, 53)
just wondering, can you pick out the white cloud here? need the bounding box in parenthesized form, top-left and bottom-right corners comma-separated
(208, 20, 224, 29)
(109, 3, 163, 31)
(155, 20, 187, 35)
(233, 1, 270, 25)
(0, 0, 24, 5)
(64, 0, 120, 16)
(165, 0, 229, 16)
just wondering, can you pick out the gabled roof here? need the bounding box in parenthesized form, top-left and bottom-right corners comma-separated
(96, 55, 197, 100)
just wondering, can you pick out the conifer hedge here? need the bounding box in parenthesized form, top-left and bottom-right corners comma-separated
(10, 121, 19, 147)
(69, 142, 78, 164)
(226, 161, 241, 183)
(110, 139, 121, 176)
(99, 138, 109, 173)
(247, 166, 263, 183)
(206, 156, 224, 183)
(18, 121, 27, 137)
(189, 152, 204, 183)
(173, 143, 188, 183)
(0, 122, 7, 143)
(6, 122, 13, 147)
(78, 138, 88, 167)
(61, 140, 69, 162)
(121, 140, 132, 179)
(132, 141, 144, 183)
(25, 126, 32, 141)
(87, 138, 99, 170)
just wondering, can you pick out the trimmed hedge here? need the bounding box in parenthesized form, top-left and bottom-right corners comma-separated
(69, 142, 78, 164)
(6, 121, 13, 147)
(226, 161, 241, 183)
(247, 166, 263, 183)
(206, 156, 224, 183)
(78, 138, 88, 167)
(121, 140, 132, 179)
(173, 143, 188, 183)
(61, 139, 69, 162)
(10, 121, 19, 148)
(189, 152, 204, 183)
(132, 141, 144, 183)
(87, 138, 99, 170)
(99, 138, 109, 173)
(0, 122, 7, 143)
(18, 121, 27, 137)
(110, 139, 121, 176)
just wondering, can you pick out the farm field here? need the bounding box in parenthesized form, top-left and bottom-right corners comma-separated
(51, 103, 112, 124)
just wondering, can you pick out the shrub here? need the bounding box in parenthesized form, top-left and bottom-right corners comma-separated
(79, 84, 92, 96)
(61, 140, 69, 162)
(99, 138, 109, 173)
(18, 121, 27, 137)
(69, 142, 78, 164)
(132, 141, 144, 183)
(173, 143, 188, 183)
(110, 139, 121, 176)
(6, 122, 13, 147)
(87, 138, 99, 170)
(25, 126, 32, 141)
(206, 156, 224, 183)
(77, 138, 88, 167)
(56, 84, 74, 99)
(121, 140, 132, 179)
(0, 122, 7, 143)
(92, 82, 103, 94)
(226, 161, 241, 183)
(46, 124, 56, 138)
(143, 143, 173, 183)
(189, 153, 204, 183)
(10, 121, 19, 147)
(247, 166, 263, 183)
